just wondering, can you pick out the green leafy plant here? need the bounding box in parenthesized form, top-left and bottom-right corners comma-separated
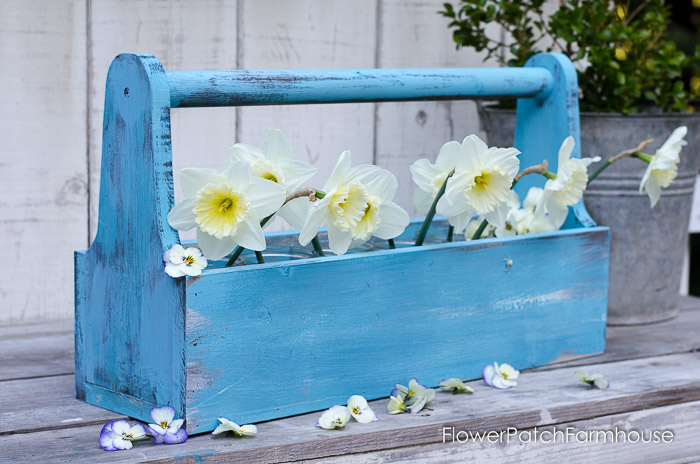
(440, 0, 700, 113)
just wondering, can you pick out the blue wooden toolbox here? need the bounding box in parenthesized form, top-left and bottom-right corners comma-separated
(75, 52, 609, 434)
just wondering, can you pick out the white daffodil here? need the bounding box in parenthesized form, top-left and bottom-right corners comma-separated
(575, 371, 610, 390)
(482, 362, 520, 389)
(162, 244, 207, 277)
(147, 405, 188, 445)
(437, 134, 520, 231)
(439, 378, 475, 394)
(167, 162, 285, 260)
(640, 126, 687, 207)
(541, 137, 600, 229)
(211, 417, 257, 437)
(99, 420, 147, 451)
(410, 140, 462, 212)
(347, 395, 378, 423)
(299, 151, 409, 255)
(387, 392, 407, 415)
(316, 405, 351, 429)
(230, 129, 317, 229)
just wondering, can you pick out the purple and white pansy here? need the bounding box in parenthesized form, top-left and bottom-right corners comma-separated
(99, 420, 147, 451)
(147, 405, 189, 444)
(483, 362, 520, 389)
(162, 244, 207, 278)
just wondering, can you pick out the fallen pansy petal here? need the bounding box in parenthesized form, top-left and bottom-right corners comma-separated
(439, 378, 475, 394)
(575, 371, 610, 389)
(212, 417, 258, 437)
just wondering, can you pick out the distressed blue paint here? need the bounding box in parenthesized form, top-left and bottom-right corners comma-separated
(185, 222, 608, 433)
(75, 53, 609, 435)
(74, 54, 185, 424)
(513, 53, 595, 229)
(167, 68, 554, 108)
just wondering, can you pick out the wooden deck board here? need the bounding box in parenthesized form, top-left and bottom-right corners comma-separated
(1, 297, 699, 463)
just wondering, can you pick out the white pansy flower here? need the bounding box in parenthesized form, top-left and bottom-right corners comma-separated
(316, 405, 351, 430)
(230, 129, 317, 229)
(575, 371, 610, 390)
(541, 137, 600, 229)
(482, 362, 520, 389)
(494, 191, 522, 237)
(99, 420, 147, 451)
(394, 378, 435, 413)
(167, 162, 285, 260)
(212, 417, 257, 437)
(387, 392, 407, 415)
(640, 126, 687, 207)
(162, 244, 207, 277)
(410, 140, 461, 212)
(522, 187, 543, 213)
(347, 395, 378, 423)
(439, 378, 475, 394)
(437, 135, 520, 231)
(299, 151, 409, 255)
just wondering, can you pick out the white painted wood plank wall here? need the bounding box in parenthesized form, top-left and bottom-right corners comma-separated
(1, 0, 509, 323)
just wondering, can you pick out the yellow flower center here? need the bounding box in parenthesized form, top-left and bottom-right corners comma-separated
(263, 172, 279, 183)
(505, 222, 512, 231)
(161, 421, 168, 428)
(352, 200, 381, 241)
(184, 255, 195, 265)
(193, 182, 250, 239)
(502, 372, 508, 378)
(353, 408, 360, 414)
(464, 168, 512, 215)
(652, 165, 678, 188)
(329, 183, 368, 231)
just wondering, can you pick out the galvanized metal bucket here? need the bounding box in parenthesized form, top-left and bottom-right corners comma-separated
(479, 105, 700, 325)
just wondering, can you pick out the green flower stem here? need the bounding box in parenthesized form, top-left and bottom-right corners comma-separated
(471, 219, 489, 240)
(388, 238, 396, 249)
(446, 226, 454, 242)
(587, 139, 654, 186)
(311, 236, 325, 256)
(224, 187, 324, 267)
(414, 169, 454, 246)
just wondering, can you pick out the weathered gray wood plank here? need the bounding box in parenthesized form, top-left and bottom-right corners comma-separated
(3, 352, 700, 463)
(304, 400, 700, 464)
(0, 374, 124, 435)
(0, 319, 73, 381)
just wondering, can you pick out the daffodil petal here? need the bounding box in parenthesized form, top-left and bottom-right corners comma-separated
(327, 221, 353, 255)
(276, 157, 317, 190)
(246, 177, 286, 218)
(435, 140, 462, 170)
(325, 151, 353, 190)
(373, 202, 410, 240)
(413, 187, 435, 213)
(354, 165, 398, 204)
(220, 161, 253, 191)
(299, 197, 331, 245)
(231, 214, 266, 251)
(263, 128, 294, 161)
(410, 158, 445, 193)
(277, 197, 309, 230)
(168, 198, 197, 231)
(196, 229, 238, 260)
(180, 168, 218, 198)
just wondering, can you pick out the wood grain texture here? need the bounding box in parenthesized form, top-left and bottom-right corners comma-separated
(87, 0, 239, 243)
(0, 0, 87, 323)
(0, 319, 73, 381)
(184, 223, 608, 433)
(375, 0, 498, 216)
(236, 0, 378, 232)
(0, 375, 125, 435)
(5, 350, 700, 463)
